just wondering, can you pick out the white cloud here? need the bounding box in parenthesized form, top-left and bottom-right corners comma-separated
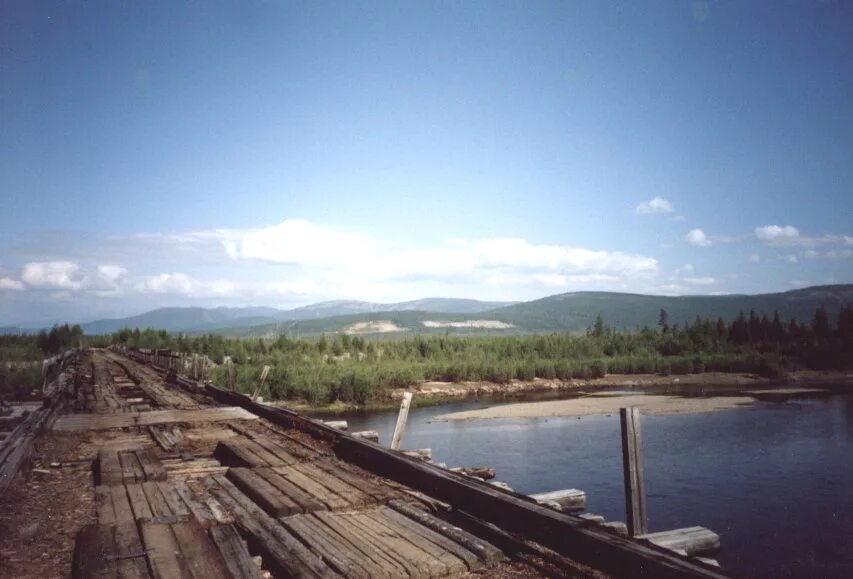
(674, 263, 694, 274)
(0, 277, 25, 291)
(222, 219, 376, 266)
(686, 229, 712, 247)
(754, 225, 853, 249)
(220, 220, 660, 287)
(783, 254, 799, 264)
(136, 273, 238, 297)
(682, 276, 718, 286)
(21, 261, 84, 290)
(755, 225, 800, 242)
(635, 196, 675, 214)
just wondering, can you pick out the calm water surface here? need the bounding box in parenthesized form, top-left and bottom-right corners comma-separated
(327, 393, 853, 578)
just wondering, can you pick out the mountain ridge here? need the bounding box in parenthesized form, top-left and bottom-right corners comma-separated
(61, 284, 853, 337)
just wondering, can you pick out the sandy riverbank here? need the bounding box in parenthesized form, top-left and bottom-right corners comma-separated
(391, 370, 853, 400)
(431, 393, 757, 421)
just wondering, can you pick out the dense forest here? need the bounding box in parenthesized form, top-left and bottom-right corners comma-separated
(100, 306, 853, 406)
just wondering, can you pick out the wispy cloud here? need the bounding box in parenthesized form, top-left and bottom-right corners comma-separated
(635, 196, 675, 215)
(755, 224, 852, 248)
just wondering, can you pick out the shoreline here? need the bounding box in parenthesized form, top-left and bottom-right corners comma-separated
(271, 369, 853, 415)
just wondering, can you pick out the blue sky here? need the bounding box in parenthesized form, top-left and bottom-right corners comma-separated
(1, 0, 852, 325)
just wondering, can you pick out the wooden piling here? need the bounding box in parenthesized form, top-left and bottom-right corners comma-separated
(620, 407, 647, 536)
(390, 392, 412, 450)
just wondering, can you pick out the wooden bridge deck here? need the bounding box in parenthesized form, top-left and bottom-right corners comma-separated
(0, 349, 728, 579)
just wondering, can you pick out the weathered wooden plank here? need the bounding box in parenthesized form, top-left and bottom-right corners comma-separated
(54, 407, 257, 431)
(110, 485, 136, 524)
(172, 480, 217, 526)
(253, 467, 323, 513)
(214, 440, 268, 468)
(156, 481, 190, 518)
(529, 489, 586, 511)
(113, 521, 149, 579)
(136, 449, 166, 482)
(124, 483, 154, 521)
(72, 524, 117, 579)
(341, 510, 436, 578)
(240, 439, 288, 466)
(95, 485, 117, 525)
(312, 460, 397, 503)
(369, 507, 468, 576)
(280, 514, 378, 578)
(203, 475, 341, 578)
(387, 499, 504, 567)
(621, 407, 648, 536)
(170, 520, 231, 579)
(380, 505, 480, 572)
(248, 435, 299, 465)
(313, 511, 409, 577)
(273, 465, 350, 510)
(140, 522, 190, 579)
(209, 524, 262, 579)
(637, 527, 720, 556)
(142, 481, 173, 519)
(291, 462, 375, 508)
(227, 467, 298, 517)
(98, 450, 123, 486)
(119, 451, 145, 483)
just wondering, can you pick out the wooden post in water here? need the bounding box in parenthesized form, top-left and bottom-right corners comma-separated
(620, 406, 648, 536)
(390, 392, 413, 450)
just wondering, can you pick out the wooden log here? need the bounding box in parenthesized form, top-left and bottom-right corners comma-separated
(636, 527, 720, 556)
(449, 466, 496, 480)
(351, 430, 379, 442)
(490, 481, 514, 492)
(401, 448, 432, 461)
(529, 489, 586, 511)
(389, 392, 412, 450)
(323, 420, 348, 430)
(620, 407, 648, 536)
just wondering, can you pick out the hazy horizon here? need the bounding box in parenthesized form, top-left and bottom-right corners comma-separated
(2, 1, 852, 325)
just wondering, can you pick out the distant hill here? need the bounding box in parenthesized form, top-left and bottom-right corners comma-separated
(281, 298, 514, 320)
(210, 285, 853, 337)
(77, 298, 515, 335)
(485, 285, 853, 331)
(80, 306, 281, 334)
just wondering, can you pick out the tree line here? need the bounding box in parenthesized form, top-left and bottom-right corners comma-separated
(96, 305, 853, 406)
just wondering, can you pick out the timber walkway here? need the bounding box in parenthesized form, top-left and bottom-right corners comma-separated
(0, 349, 728, 578)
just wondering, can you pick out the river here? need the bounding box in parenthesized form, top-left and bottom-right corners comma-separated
(324, 392, 853, 578)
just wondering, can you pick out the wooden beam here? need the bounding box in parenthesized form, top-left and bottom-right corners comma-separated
(620, 407, 648, 536)
(389, 392, 412, 450)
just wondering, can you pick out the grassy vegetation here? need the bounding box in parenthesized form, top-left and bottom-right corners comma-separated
(0, 324, 83, 399)
(100, 305, 853, 407)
